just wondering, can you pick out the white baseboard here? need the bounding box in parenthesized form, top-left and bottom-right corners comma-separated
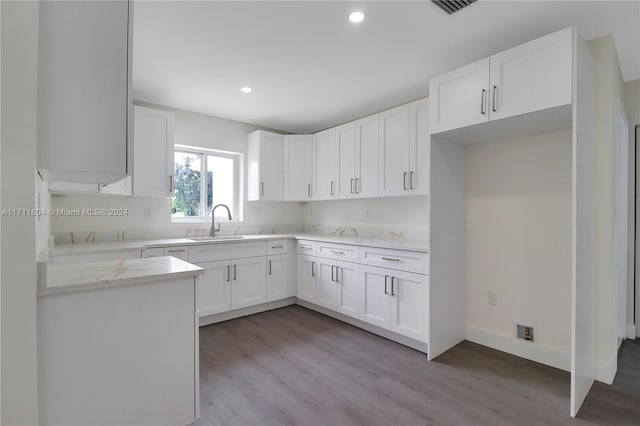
(198, 298, 296, 327)
(465, 326, 570, 372)
(595, 352, 617, 385)
(626, 324, 637, 339)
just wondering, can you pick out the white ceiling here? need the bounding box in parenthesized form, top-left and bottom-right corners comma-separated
(132, 0, 640, 134)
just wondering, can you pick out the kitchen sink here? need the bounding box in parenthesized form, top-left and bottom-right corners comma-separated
(187, 235, 249, 242)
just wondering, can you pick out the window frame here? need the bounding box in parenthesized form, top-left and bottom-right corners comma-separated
(171, 144, 243, 223)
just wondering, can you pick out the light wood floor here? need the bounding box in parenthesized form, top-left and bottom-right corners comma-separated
(195, 305, 639, 426)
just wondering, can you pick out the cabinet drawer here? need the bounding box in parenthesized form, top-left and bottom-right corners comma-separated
(316, 242, 359, 262)
(360, 247, 428, 275)
(189, 241, 267, 263)
(141, 247, 164, 258)
(296, 240, 317, 256)
(266, 239, 288, 255)
(164, 246, 189, 261)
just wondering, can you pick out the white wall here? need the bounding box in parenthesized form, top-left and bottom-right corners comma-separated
(465, 130, 573, 369)
(51, 103, 305, 241)
(0, 1, 40, 423)
(623, 79, 640, 333)
(587, 35, 628, 381)
(302, 196, 428, 240)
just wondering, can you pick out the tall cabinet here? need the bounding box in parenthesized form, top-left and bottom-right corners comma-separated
(37, 0, 131, 184)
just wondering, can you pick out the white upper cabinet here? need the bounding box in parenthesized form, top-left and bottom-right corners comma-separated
(283, 135, 313, 201)
(430, 27, 573, 134)
(378, 104, 411, 197)
(354, 114, 380, 198)
(37, 0, 130, 184)
(247, 130, 284, 201)
(336, 123, 357, 199)
(489, 27, 572, 121)
(313, 128, 338, 200)
(409, 99, 430, 196)
(132, 106, 174, 197)
(429, 58, 490, 134)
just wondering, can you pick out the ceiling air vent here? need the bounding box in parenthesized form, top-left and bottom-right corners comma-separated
(432, 0, 477, 15)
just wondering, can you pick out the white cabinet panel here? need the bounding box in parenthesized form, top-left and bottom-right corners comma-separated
(189, 241, 266, 263)
(266, 239, 288, 256)
(355, 114, 379, 198)
(313, 128, 337, 200)
(336, 123, 357, 199)
(379, 104, 411, 197)
(297, 255, 317, 303)
(360, 266, 391, 329)
(389, 270, 427, 341)
(266, 255, 288, 302)
(316, 259, 338, 310)
(429, 58, 490, 134)
(284, 135, 313, 201)
(132, 106, 174, 197)
(296, 240, 317, 256)
(196, 260, 231, 316)
(409, 99, 430, 195)
(360, 247, 429, 275)
(141, 247, 164, 258)
(231, 257, 267, 309)
(37, 0, 129, 184)
(316, 242, 359, 262)
(164, 246, 189, 261)
(489, 27, 572, 121)
(247, 131, 284, 201)
(336, 261, 360, 319)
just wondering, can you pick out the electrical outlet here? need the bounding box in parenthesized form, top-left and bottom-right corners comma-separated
(144, 206, 151, 217)
(488, 291, 497, 305)
(364, 207, 371, 217)
(516, 324, 534, 342)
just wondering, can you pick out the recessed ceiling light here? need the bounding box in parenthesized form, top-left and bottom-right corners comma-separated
(349, 11, 364, 23)
(241, 87, 252, 93)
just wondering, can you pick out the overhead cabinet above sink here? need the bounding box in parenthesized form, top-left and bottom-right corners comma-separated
(37, 0, 131, 184)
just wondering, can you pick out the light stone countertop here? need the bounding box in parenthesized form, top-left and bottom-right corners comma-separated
(51, 233, 428, 257)
(39, 256, 204, 296)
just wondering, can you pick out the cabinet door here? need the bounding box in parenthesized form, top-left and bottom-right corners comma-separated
(37, 0, 129, 184)
(266, 255, 288, 302)
(316, 259, 337, 310)
(336, 261, 360, 319)
(313, 128, 337, 200)
(429, 58, 490, 134)
(259, 132, 284, 200)
(355, 114, 379, 198)
(336, 123, 357, 199)
(297, 255, 317, 303)
(378, 104, 411, 197)
(196, 261, 231, 317)
(389, 270, 427, 342)
(231, 257, 267, 309)
(283, 135, 313, 201)
(489, 28, 572, 121)
(133, 106, 174, 198)
(409, 99, 430, 195)
(359, 266, 390, 329)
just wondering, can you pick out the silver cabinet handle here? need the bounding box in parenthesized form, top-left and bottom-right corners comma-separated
(331, 265, 335, 282)
(403, 172, 408, 190)
(233, 264, 237, 281)
(227, 264, 230, 282)
(271, 245, 284, 249)
(481, 89, 487, 115)
(350, 178, 355, 194)
(268, 260, 272, 275)
(330, 180, 335, 196)
(169, 175, 173, 193)
(391, 276, 397, 296)
(331, 250, 345, 255)
(311, 261, 316, 277)
(336, 266, 341, 284)
(492, 85, 498, 113)
(168, 249, 185, 253)
(355, 178, 360, 194)
(308, 183, 311, 197)
(384, 275, 390, 294)
(410, 171, 415, 190)
(260, 182, 264, 197)
(381, 257, 400, 262)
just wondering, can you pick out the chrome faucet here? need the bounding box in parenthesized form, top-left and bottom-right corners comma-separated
(208, 204, 232, 237)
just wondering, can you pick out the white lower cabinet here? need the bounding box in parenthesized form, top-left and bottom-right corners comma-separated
(297, 255, 317, 303)
(266, 254, 288, 302)
(359, 265, 428, 342)
(196, 260, 231, 317)
(230, 256, 267, 309)
(316, 258, 360, 319)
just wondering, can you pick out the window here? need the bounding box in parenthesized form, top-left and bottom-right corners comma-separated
(172, 145, 242, 222)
